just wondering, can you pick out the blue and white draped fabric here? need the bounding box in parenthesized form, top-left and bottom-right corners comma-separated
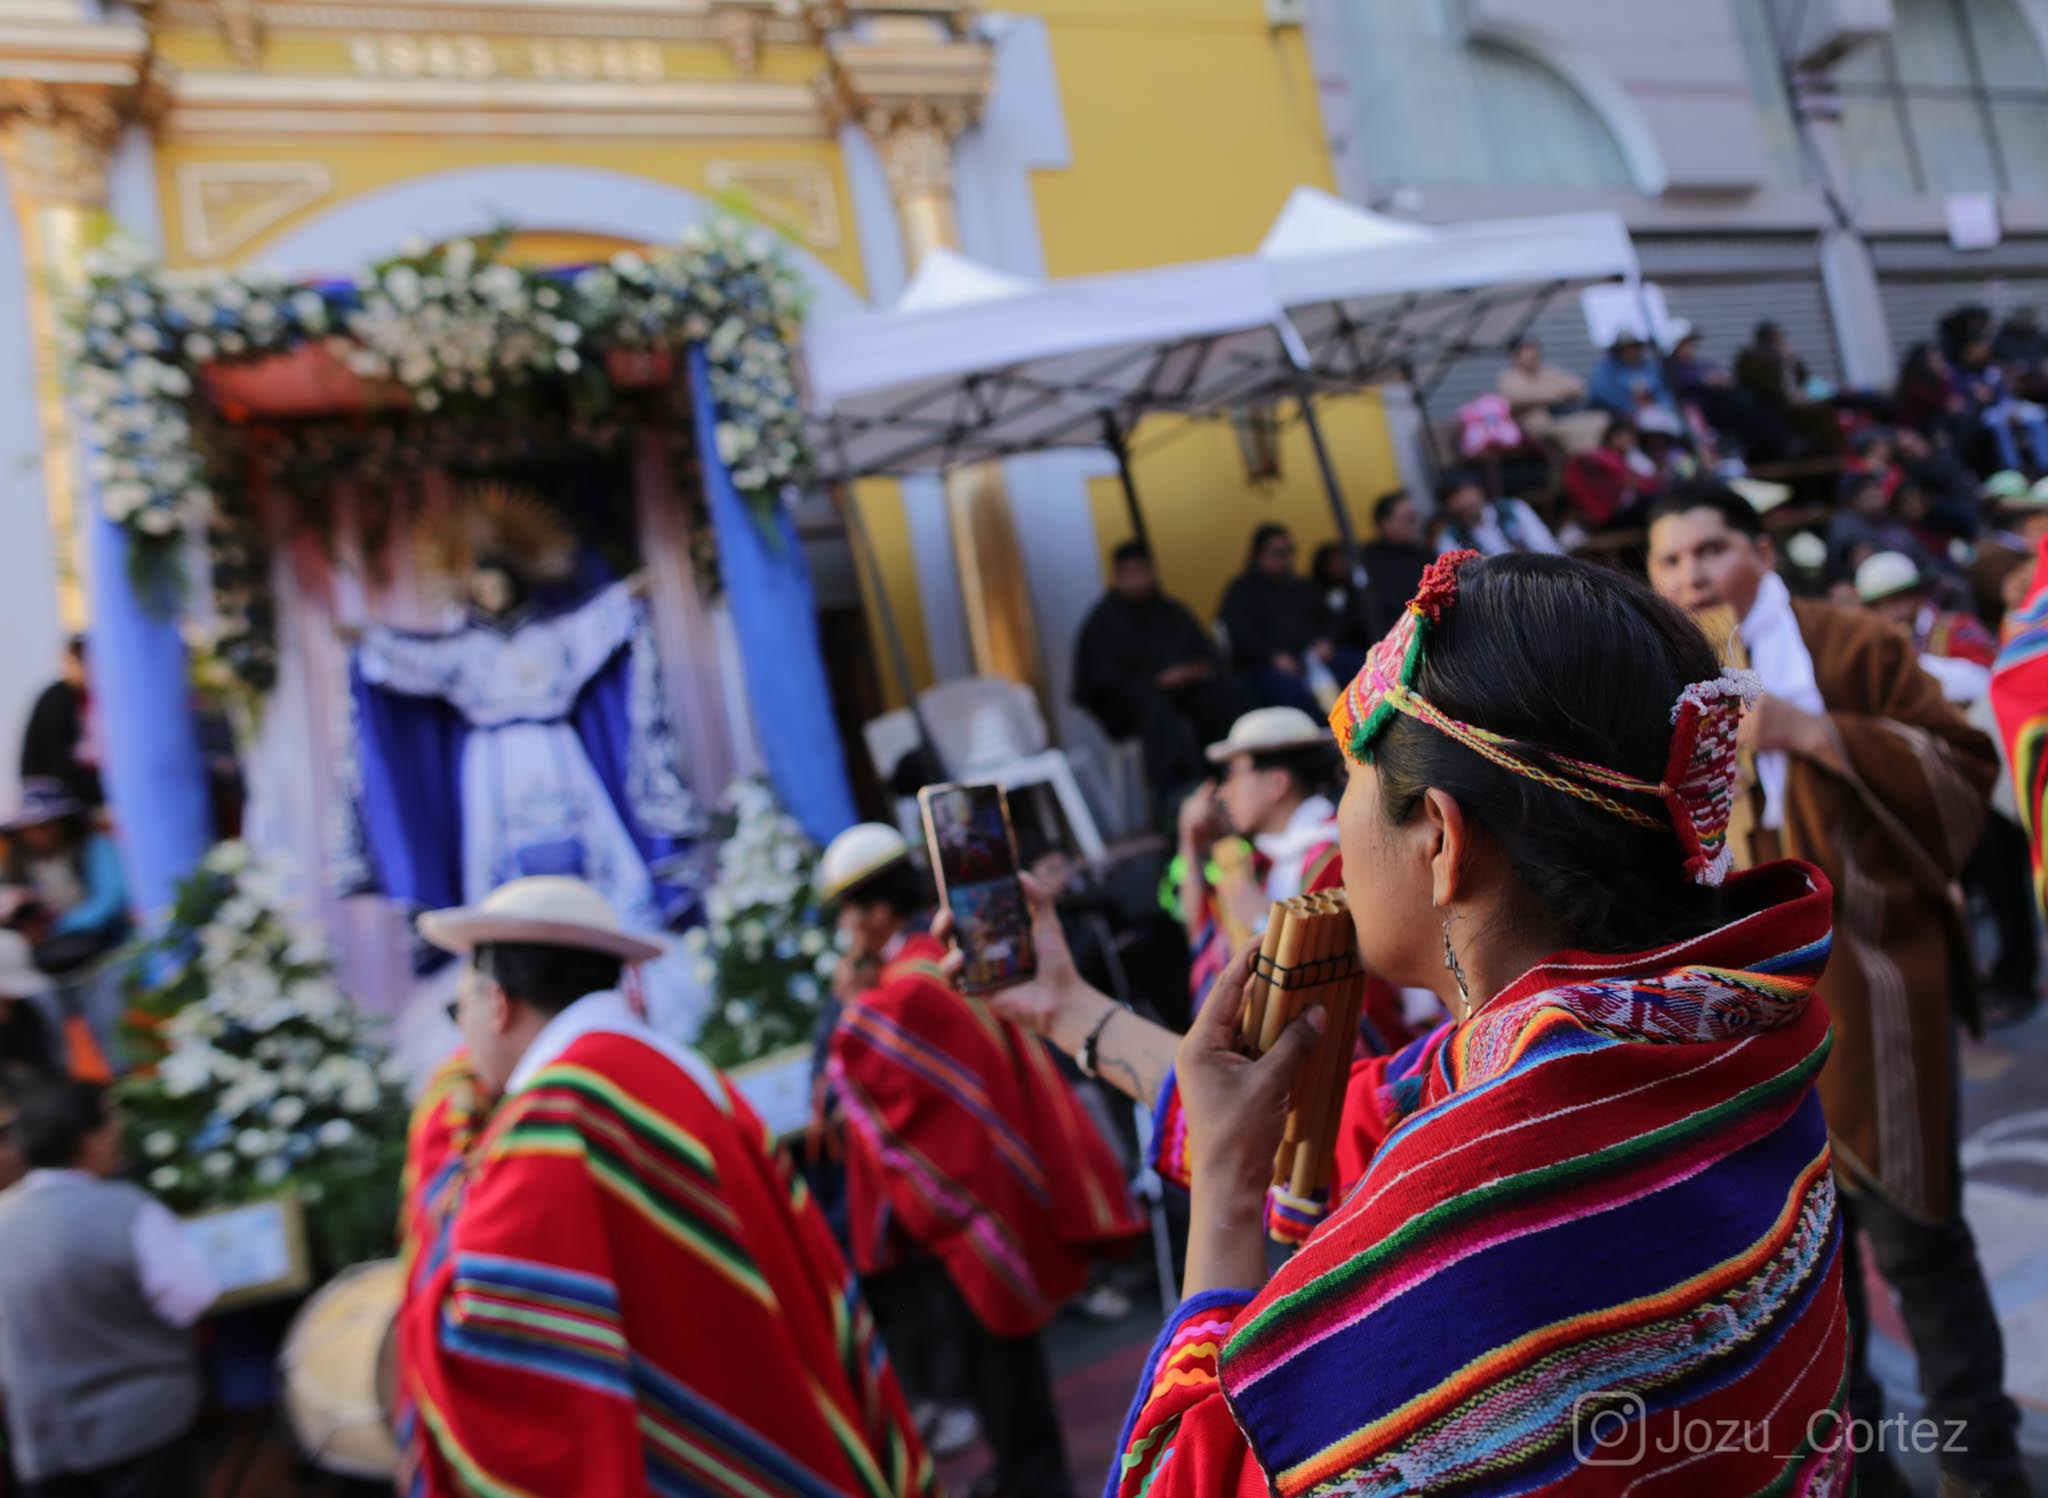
(345, 581, 701, 932)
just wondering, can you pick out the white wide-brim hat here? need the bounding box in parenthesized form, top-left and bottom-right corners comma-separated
(0, 930, 51, 997)
(418, 876, 665, 964)
(1855, 550, 1924, 604)
(818, 822, 910, 903)
(1206, 706, 1329, 765)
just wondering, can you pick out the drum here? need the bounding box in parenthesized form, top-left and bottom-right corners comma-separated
(278, 1258, 405, 1479)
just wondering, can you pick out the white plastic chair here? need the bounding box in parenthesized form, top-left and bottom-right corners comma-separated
(917, 677, 1106, 861)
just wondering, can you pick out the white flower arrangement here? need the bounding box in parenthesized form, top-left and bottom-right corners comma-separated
(116, 841, 408, 1271)
(66, 217, 812, 703)
(690, 778, 844, 1068)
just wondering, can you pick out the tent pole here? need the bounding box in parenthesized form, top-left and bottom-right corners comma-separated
(1294, 380, 1362, 573)
(1100, 412, 1153, 554)
(830, 480, 949, 780)
(1402, 362, 1447, 497)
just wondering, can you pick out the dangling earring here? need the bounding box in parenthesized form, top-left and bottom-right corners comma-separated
(1441, 911, 1473, 1018)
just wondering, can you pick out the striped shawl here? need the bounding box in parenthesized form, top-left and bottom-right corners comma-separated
(1113, 861, 1851, 1498)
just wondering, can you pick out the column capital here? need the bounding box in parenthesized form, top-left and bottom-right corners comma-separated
(816, 11, 991, 211)
(0, 8, 152, 209)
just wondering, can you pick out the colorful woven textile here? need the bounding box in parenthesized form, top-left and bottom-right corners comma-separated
(1114, 860, 1850, 1498)
(1922, 608, 1998, 668)
(829, 933, 1144, 1338)
(1994, 537, 2048, 922)
(398, 1025, 934, 1498)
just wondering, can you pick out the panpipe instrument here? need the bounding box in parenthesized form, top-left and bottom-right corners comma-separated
(1236, 890, 1369, 1226)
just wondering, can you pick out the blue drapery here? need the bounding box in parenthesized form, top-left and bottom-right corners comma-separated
(688, 345, 857, 845)
(84, 510, 211, 920)
(348, 661, 468, 911)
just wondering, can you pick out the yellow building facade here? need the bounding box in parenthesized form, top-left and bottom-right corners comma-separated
(0, 0, 1404, 790)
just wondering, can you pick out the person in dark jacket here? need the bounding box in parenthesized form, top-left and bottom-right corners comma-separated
(1074, 543, 1251, 810)
(1217, 526, 1359, 715)
(18, 640, 100, 812)
(1356, 491, 1435, 640)
(1310, 542, 1376, 654)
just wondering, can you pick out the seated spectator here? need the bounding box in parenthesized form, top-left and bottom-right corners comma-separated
(1735, 320, 1809, 414)
(1895, 425, 1980, 540)
(1995, 306, 2048, 398)
(1074, 541, 1252, 813)
(1562, 417, 1658, 531)
(1896, 342, 1967, 441)
(0, 1081, 217, 1498)
(1494, 336, 1606, 454)
(1587, 333, 1683, 434)
(1357, 490, 1434, 637)
(1953, 334, 2048, 475)
(1663, 328, 1771, 455)
(19, 639, 100, 812)
(0, 782, 130, 1072)
(0, 933, 57, 1076)
(1309, 542, 1376, 653)
(1432, 470, 1562, 557)
(1828, 472, 1941, 583)
(1843, 426, 1904, 501)
(1218, 526, 1361, 715)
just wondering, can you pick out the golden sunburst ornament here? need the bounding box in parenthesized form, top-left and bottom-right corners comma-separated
(413, 482, 577, 587)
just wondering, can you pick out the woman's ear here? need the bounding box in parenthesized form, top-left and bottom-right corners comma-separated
(1422, 788, 1473, 908)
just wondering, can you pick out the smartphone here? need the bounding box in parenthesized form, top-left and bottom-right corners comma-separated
(918, 781, 1038, 993)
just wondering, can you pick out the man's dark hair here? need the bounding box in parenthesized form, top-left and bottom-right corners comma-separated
(15, 1081, 107, 1171)
(841, 860, 931, 918)
(64, 636, 86, 664)
(1249, 743, 1339, 800)
(1247, 524, 1293, 565)
(1375, 553, 1729, 953)
(1372, 489, 1412, 530)
(1508, 334, 1540, 354)
(476, 942, 626, 1018)
(1754, 320, 1781, 344)
(1110, 540, 1152, 569)
(1646, 478, 1764, 540)
(1602, 416, 1637, 445)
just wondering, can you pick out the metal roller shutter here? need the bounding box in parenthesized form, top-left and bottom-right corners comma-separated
(1872, 236, 2048, 364)
(1421, 232, 1839, 417)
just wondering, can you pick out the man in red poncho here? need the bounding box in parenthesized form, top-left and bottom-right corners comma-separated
(819, 823, 1144, 1498)
(396, 875, 934, 1498)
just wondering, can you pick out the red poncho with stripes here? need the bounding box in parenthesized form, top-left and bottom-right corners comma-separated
(827, 932, 1145, 1337)
(397, 997, 935, 1498)
(1118, 861, 1851, 1498)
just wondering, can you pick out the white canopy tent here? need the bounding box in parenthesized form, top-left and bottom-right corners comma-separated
(798, 191, 1637, 697)
(804, 247, 1299, 531)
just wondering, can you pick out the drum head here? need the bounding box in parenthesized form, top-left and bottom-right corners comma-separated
(279, 1258, 404, 1480)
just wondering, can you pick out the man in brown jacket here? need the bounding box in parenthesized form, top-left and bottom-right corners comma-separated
(1649, 480, 2026, 1498)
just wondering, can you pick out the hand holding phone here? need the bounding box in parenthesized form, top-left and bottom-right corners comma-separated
(918, 782, 1038, 993)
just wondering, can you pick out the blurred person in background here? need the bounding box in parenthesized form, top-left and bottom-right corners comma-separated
(0, 932, 59, 1076)
(1073, 541, 1250, 815)
(1995, 307, 2048, 399)
(1432, 470, 1560, 557)
(1309, 542, 1376, 655)
(18, 640, 100, 812)
(1357, 491, 1434, 638)
(0, 781, 130, 1074)
(0, 1081, 215, 1498)
(1562, 417, 1659, 532)
(1953, 334, 2048, 475)
(1494, 335, 1605, 454)
(818, 826, 1142, 1498)
(1219, 525, 1358, 714)
(1587, 332, 1682, 434)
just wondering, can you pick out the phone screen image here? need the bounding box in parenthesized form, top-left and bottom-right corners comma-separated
(919, 782, 1037, 993)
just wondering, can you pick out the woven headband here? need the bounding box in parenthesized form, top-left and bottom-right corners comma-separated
(1328, 550, 1760, 887)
